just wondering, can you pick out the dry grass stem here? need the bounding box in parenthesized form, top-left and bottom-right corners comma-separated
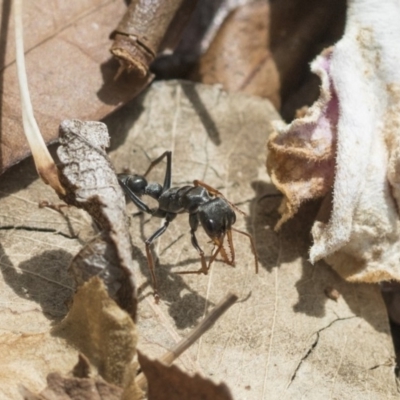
(14, 0, 65, 195)
(135, 293, 238, 390)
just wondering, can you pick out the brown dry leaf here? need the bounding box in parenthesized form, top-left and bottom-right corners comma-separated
(0, 81, 397, 398)
(266, 47, 336, 230)
(191, 1, 280, 109)
(0, 0, 152, 174)
(54, 277, 138, 388)
(138, 351, 233, 400)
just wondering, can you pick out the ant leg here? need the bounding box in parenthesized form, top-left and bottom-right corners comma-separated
(177, 229, 209, 275)
(207, 240, 224, 268)
(219, 229, 235, 266)
(231, 227, 259, 273)
(118, 178, 154, 214)
(193, 180, 246, 216)
(193, 179, 223, 196)
(143, 151, 172, 190)
(145, 219, 171, 301)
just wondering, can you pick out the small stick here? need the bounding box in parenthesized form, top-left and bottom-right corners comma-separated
(14, 0, 65, 195)
(110, 0, 198, 78)
(135, 292, 238, 390)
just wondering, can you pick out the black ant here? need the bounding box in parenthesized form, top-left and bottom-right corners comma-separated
(118, 151, 258, 300)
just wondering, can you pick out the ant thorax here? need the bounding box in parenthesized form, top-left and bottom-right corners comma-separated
(145, 182, 163, 199)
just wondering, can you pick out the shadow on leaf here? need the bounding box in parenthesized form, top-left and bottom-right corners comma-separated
(248, 179, 388, 333)
(0, 243, 74, 321)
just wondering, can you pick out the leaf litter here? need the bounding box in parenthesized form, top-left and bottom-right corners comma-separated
(0, 76, 397, 398)
(1, 0, 399, 397)
(107, 81, 397, 399)
(7, 10, 245, 394)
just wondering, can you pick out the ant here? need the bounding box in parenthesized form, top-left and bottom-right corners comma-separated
(118, 151, 258, 300)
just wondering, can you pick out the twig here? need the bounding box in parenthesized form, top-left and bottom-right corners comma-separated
(135, 292, 238, 390)
(14, 0, 65, 195)
(110, 0, 198, 77)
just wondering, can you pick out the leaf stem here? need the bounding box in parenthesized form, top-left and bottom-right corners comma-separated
(14, 0, 65, 195)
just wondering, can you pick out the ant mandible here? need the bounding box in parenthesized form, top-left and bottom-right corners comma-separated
(118, 151, 258, 300)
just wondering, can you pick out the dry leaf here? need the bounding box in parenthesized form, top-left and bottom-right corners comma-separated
(267, 47, 336, 229)
(57, 120, 137, 318)
(54, 277, 139, 389)
(191, 1, 280, 109)
(0, 182, 82, 399)
(107, 81, 397, 398)
(267, 0, 400, 284)
(0, 0, 152, 174)
(0, 81, 397, 399)
(138, 351, 233, 400)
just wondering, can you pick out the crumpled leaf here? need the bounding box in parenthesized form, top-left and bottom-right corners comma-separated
(267, 47, 337, 229)
(57, 120, 137, 318)
(54, 277, 139, 389)
(190, 1, 280, 109)
(138, 351, 233, 400)
(0, 0, 152, 174)
(267, 0, 400, 283)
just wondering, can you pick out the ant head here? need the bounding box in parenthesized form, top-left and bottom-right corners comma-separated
(118, 174, 148, 197)
(198, 198, 236, 241)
